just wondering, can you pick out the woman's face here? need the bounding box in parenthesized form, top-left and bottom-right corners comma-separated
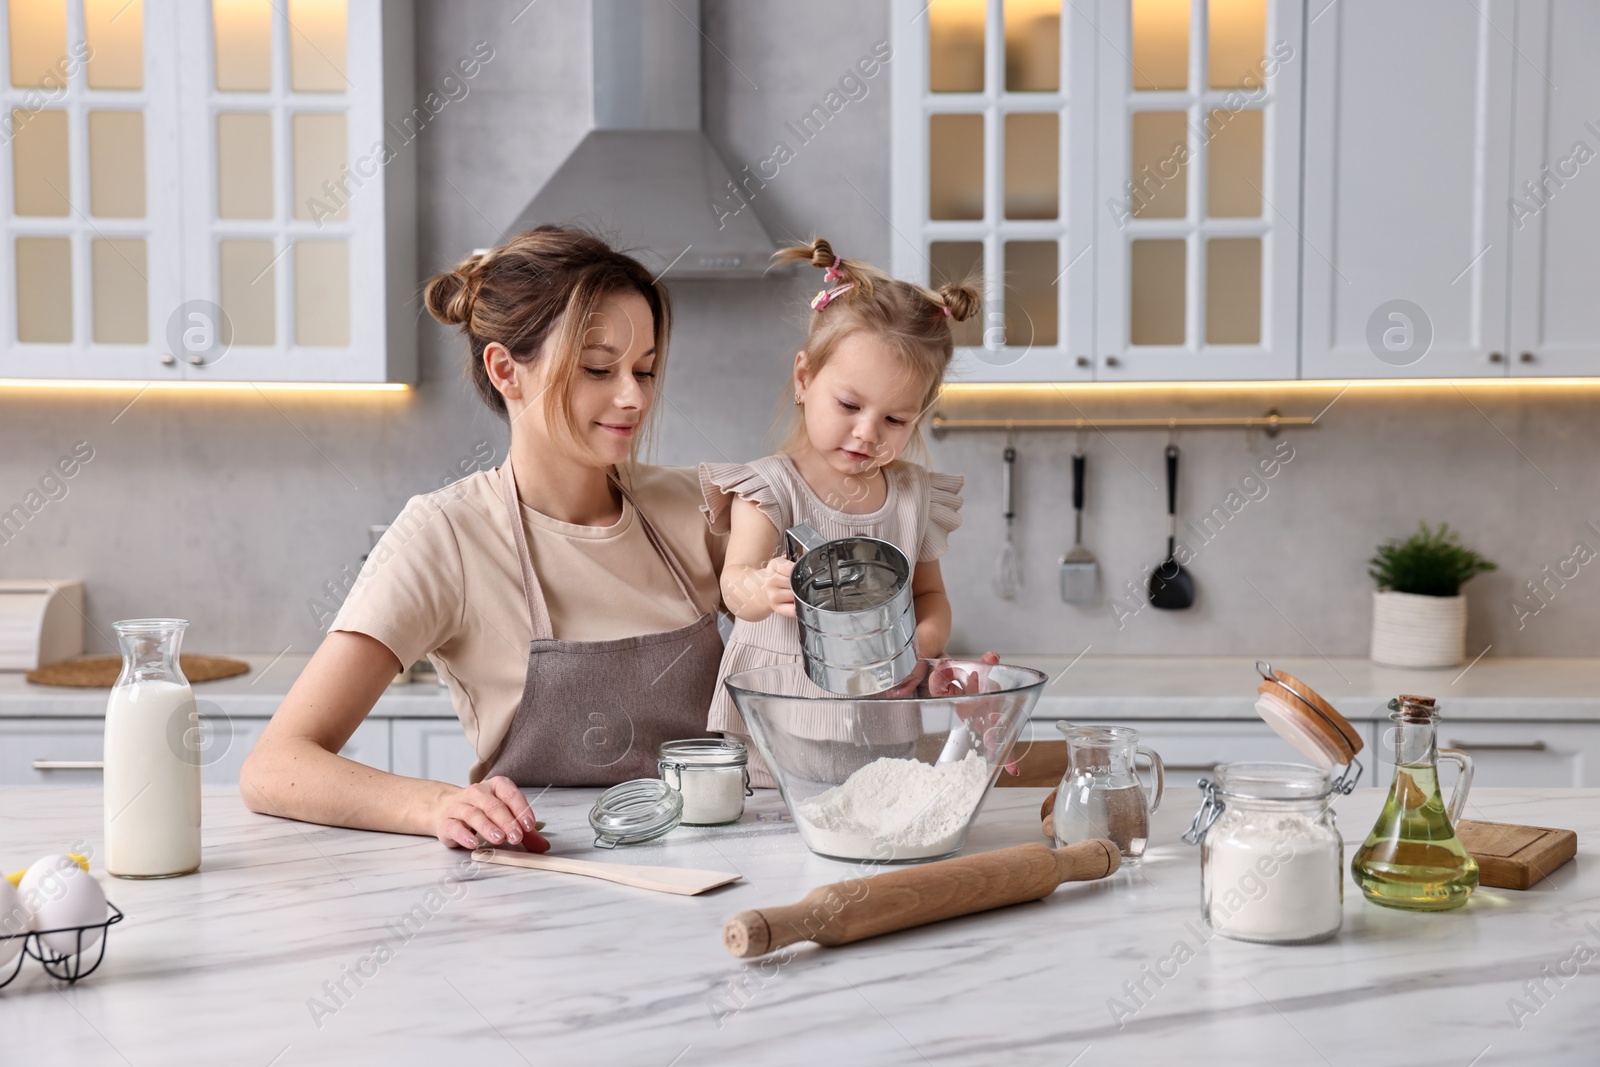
(500, 290, 658, 467)
(795, 331, 924, 477)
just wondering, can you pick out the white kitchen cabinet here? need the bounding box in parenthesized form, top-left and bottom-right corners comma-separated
(1300, 0, 1518, 379)
(0, 0, 416, 384)
(1369, 720, 1600, 790)
(893, 0, 1303, 383)
(891, 0, 1098, 383)
(1094, 0, 1303, 381)
(391, 718, 476, 787)
(0, 717, 105, 785)
(1506, 0, 1600, 377)
(0, 715, 390, 785)
(1022, 717, 1293, 777)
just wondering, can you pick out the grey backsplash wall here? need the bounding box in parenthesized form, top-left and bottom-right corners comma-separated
(2, 1, 1596, 660)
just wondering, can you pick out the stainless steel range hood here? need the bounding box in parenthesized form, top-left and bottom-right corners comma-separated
(508, 0, 776, 280)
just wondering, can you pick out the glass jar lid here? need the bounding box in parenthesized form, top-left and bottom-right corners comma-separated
(588, 779, 683, 849)
(658, 738, 747, 768)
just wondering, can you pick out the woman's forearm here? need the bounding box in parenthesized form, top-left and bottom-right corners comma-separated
(240, 735, 453, 837)
(239, 630, 450, 838)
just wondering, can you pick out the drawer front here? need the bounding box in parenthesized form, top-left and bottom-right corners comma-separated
(0, 720, 106, 785)
(0, 717, 393, 786)
(1018, 719, 1291, 778)
(1371, 720, 1600, 789)
(196, 717, 391, 783)
(391, 719, 475, 786)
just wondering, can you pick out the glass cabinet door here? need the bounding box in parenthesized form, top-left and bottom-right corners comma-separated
(1, 0, 183, 380)
(894, 0, 1096, 382)
(1095, 0, 1300, 380)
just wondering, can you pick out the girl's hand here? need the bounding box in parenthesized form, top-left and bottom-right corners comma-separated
(435, 776, 550, 851)
(760, 556, 798, 618)
(933, 653, 1018, 775)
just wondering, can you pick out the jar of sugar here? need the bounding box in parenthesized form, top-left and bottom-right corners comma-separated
(659, 739, 751, 826)
(1184, 762, 1344, 945)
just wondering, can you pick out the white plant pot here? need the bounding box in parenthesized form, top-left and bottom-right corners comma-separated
(1370, 590, 1467, 668)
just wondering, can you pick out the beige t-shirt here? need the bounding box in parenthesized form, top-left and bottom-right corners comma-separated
(331, 464, 725, 782)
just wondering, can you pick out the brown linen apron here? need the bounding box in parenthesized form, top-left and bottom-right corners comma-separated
(483, 458, 724, 787)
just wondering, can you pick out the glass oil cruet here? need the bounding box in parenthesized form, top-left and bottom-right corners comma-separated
(1351, 694, 1478, 910)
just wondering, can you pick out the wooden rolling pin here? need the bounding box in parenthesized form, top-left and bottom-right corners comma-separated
(722, 839, 1119, 958)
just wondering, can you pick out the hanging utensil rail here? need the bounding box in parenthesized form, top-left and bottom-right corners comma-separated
(929, 410, 1314, 438)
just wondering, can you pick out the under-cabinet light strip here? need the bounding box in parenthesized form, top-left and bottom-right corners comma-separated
(0, 380, 409, 393)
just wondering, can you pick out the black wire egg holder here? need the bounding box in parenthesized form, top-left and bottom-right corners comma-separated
(0, 901, 123, 988)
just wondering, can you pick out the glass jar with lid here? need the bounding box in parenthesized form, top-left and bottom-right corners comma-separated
(1185, 762, 1345, 944)
(658, 739, 751, 826)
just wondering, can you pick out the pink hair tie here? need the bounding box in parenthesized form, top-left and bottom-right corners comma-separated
(823, 256, 845, 284)
(810, 283, 855, 311)
(941, 303, 952, 317)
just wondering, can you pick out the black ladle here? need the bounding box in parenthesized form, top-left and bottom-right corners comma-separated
(1148, 444, 1195, 610)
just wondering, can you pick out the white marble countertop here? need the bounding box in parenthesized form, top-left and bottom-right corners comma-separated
(5, 653, 1598, 722)
(1, 783, 1593, 1065)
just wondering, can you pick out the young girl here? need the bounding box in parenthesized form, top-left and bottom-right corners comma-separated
(700, 238, 980, 787)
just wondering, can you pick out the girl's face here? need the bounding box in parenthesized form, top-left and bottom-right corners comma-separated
(503, 290, 658, 467)
(795, 331, 925, 476)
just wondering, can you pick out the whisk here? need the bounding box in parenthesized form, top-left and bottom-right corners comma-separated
(993, 444, 1022, 600)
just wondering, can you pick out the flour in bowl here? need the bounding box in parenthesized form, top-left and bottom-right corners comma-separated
(795, 753, 991, 860)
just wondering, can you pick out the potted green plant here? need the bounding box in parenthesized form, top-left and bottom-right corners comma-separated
(1368, 522, 1497, 668)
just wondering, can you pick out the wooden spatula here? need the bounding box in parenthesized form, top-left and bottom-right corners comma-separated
(473, 848, 742, 896)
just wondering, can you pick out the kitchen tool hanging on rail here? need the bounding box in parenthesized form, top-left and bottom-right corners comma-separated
(1059, 439, 1098, 604)
(1147, 444, 1194, 610)
(993, 442, 1021, 600)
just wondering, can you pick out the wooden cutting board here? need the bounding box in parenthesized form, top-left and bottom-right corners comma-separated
(1455, 819, 1577, 890)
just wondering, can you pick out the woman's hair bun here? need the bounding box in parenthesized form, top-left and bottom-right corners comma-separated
(938, 282, 981, 323)
(423, 253, 486, 326)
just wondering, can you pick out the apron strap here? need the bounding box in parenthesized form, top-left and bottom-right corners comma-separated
(499, 458, 708, 641)
(499, 456, 555, 639)
(610, 471, 708, 617)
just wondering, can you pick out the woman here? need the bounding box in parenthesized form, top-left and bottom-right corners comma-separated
(240, 227, 725, 852)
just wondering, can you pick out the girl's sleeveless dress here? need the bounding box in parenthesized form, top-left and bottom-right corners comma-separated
(698, 453, 964, 788)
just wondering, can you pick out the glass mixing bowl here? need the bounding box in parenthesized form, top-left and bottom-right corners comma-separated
(724, 659, 1046, 863)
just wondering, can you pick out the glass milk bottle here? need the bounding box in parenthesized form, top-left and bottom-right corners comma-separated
(104, 619, 202, 878)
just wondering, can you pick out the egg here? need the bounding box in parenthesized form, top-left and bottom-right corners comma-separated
(0, 878, 25, 969)
(18, 854, 107, 957)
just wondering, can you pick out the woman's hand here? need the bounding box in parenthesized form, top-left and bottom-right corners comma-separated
(435, 776, 551, 852)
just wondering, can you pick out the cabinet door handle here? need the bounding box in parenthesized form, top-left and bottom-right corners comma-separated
(1445, 740, 1547, 752)
(1488, 351, 1504, 363)
(33, 759, 105, 770)
(1519, 351, 1536, 363)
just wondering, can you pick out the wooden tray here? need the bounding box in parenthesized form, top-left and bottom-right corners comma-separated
(1456, 819, 1577, 890)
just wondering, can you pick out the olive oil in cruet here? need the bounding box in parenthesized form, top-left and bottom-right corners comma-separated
(1352, 695, 1478, 911)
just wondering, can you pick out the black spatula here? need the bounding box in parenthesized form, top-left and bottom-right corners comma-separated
(1148, 444, 1194, 610)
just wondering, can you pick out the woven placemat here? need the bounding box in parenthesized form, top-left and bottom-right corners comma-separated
(26, 655, 251, 688)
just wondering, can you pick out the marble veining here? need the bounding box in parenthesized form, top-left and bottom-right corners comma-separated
(0, 783, 1594, 1066)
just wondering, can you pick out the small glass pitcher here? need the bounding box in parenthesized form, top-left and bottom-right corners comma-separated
(1053, 724, 1165, 863)
(1351, 695, 1478, 910)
